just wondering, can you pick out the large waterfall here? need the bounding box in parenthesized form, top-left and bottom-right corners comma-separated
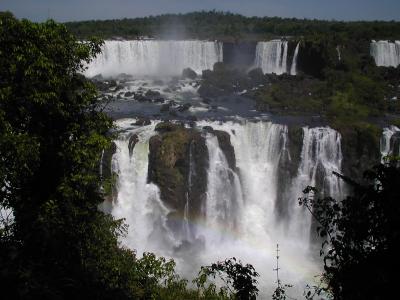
(254, 40, 299, 75)
(110, 119, 344, 297)
(254, 40, 288, 75)
(85, 40, 223, 77)
(370, 40, 400, 67)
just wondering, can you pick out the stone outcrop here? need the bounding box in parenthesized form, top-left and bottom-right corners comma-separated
(148, 123, 209, 219)
(340, 126, 381, 181)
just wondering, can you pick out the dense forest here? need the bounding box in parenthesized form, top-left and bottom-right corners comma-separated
(65, 11, 400, 41)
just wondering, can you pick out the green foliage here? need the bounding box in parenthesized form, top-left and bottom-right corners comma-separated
(272, 281, 293, 300)
(64, 11, 400, 42)
(196, 258, 259, 300)
(0, 15, 255, 299)
(299, 161, 400, 299)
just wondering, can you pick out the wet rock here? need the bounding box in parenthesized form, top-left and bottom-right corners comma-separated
(124, 91, 134, 97)
(148, 123, 209, 219)
(128, 134, 139, 156)
(133, 117, 151, 126)
(341, 126, 381, 181)
(145, 90, 161, 98)
(135, 93, 152, 102)
(186, 115, 198, 122)
(182, 68, 197, 80)
(153, 97, 165, 104)
(160, 103, 171, 112)
(100, 142, 118, 202)
(201, 98, 212, 104)
(169, 110, 178, 117)
(177, 103, 192, 112)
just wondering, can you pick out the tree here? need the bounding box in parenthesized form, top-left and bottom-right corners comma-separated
(0, 12, 145, 299)
(195, 257, 259, 300)
(299, 160, 400, 299)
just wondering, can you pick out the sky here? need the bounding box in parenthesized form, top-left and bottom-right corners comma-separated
(0, 0, 399, 22)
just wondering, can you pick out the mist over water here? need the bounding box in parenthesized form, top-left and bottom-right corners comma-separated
(85, 40, 223, 77)
(88, 39, 400, 298)
(109, 119, 346, 298)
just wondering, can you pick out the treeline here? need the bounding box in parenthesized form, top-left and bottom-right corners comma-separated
(64, 11, 400, 41)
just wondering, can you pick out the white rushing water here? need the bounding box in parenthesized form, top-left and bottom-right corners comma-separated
(290, 42, 300, 76)
(111, 119, 177, 255)
(381, 125, 400, 159)
(370, 40, 400, 67)
(84, 40, 223, 77)
(111, 119, 344, 298)
(254, 40, 289, 75)
(289, 127, 343, 242)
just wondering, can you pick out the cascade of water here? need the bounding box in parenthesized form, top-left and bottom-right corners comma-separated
(202, 134, 243, 243)
(182, 140, 196, 242)
(254, 40, 289, 74)
(111, 120, 176, 256)
(111, 119, 345, 297)
(99, 149, 104, 179)
(289, 127, 343, 241)
(336, 45, 342, 61)
(381, 126, 400, 159)
(290, 42, 300, 75)
(85, 40, 223, 77)
(370, 40, 400, 67)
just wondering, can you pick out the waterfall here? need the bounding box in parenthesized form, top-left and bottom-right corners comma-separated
(254, 40, 289, 75)
(202, 134, 243, 243)
(111, 119, 176, 255)
(290, 42, 300, 75)
(85, 40, 223, 77)
(381, 126, 400, 159)
(370, 40, 400, 67)
(289, 127, 343, 241)
(182, 140, 196, 242)
(295, 127, 343, 199)
(111, 119, 345, 296)
(336, 45, 342, 61)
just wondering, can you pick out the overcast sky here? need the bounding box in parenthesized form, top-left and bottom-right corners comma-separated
(1, 0, 399, 22)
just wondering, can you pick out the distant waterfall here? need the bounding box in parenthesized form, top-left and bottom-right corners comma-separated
(290, 42, 300, 75)
(370, 40, 400, 67)
(85, 40, 223, 77)
(381, 126, 400, 159)
(254, 40, 289, 75)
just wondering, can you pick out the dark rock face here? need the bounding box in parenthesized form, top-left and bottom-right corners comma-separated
(182, 68, 197, 80)
(223, 42, 257, 69)
(128, 134, 139, 157)
(275, 126, 304, 218)
(341, 127, 381, 181)
(390, 132, 400, 156)
(203, 126, 236, 171)
(148, 123, 209, 220)
(177, 103, 192, 112)
(100, 142, 118, 203)
(133, 117, 151, 126)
